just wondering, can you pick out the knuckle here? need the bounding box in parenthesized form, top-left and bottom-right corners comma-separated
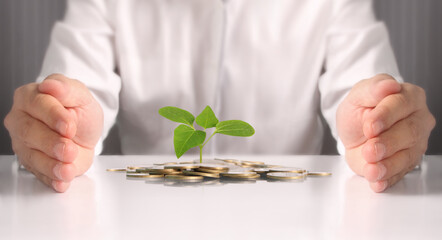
(13, 83, 36, 104)
(393, 93, 409, 108)
(429, 113, 436, 130)
(30, 93, 46, 109)
(375, 104, 391, 121)
(416, 86, 426, 103)
(415, 85, 426, 97)
(47, 104, 63, 123)
(405, 83, 426, 103)
(13, 87, 24, 106)
(13, 85, 26, 99)
(3, 113, 12, 130)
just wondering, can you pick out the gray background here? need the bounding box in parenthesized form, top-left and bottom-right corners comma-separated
(0, 0, 440, 155)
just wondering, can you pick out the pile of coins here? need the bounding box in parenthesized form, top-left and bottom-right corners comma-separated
(107, 158, 331, 185)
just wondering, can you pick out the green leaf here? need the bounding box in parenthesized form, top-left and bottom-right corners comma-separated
(196, 105, 219, 129)
(216, 120, 255, 137)
(159, 106, 195, 126)
(174, 124, 206, 158)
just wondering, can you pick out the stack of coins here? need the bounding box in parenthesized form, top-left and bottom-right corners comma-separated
(106, 158, 332, 185)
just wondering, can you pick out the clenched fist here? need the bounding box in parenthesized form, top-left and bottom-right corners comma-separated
(4, 74, 103, 192)
(337, 74, 435, 192)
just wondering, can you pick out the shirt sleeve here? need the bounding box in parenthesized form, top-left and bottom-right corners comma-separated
(319, 0, 402, 155)
(37, 0, 120, 154)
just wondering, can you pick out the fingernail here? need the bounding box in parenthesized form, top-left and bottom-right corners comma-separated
(379, 180, 389, 192)
(375, 142, 386, 161)
(377, 163, 387, 181)
(56, 120, 68, 136)
(372, 121, 383, 136)
(54, 143, 65, 161)
(51, 180, 58, 190)
(53, 163, 63, 180)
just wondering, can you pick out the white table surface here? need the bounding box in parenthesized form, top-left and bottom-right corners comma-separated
(1, 155, 441, 240)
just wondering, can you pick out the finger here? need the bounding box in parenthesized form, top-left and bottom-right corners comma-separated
(369, 171, 407, 193)
(13, 83, 76, 138)
(345, 145, 365, 176)
(28, 167, 70, 193)
(14, 140, 77, 182)
(52, 180, 71, 193)
(363, 148, 420, 183)
(38, 74, 93, 108)
(17, 155, 71, 192)
(362, 113, 421, 163)
(363, 83, 426, 138)
(7, 111, 78, 163)
(346, 74, 401, 108)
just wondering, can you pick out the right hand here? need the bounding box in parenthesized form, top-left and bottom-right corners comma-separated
(4, 74, 103, 192)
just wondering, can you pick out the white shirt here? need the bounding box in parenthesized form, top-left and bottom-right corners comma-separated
(38, 0, 401, 156)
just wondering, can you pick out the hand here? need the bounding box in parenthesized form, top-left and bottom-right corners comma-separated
(337, 74, 435, 192)
(4, 74, 103, 192)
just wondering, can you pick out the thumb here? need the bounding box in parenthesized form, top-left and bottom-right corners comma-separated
(346, 74, 401, 108)
(38, 74, 93, 108)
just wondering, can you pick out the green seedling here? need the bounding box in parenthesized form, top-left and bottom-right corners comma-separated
(159, 106, 255, 163)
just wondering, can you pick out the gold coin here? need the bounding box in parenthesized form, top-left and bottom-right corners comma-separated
(164, 162, 179, 165)
(127, 166, 150, 170)
(199, 164, 229, 171)
(267, 172, 305, 180)
(143, 165, 179, 174)
(218, 158, 242, 165)
(165, 175, 204, 181)
(251, 164, 271, 168)
(182, 170, 220, 178)
(127, 166, 139, 170)
(252, 168, 270, 174)
(220, 159, 236, 163)
(307, 172, 332, 176)
(269, 167, 306, 173)
(106, 168, 126, 172)
(232, 160, 243, 166)
(226, 174, 260, 179)
(179, 161, 195, 164)
(214, 158, 228, 162)
(164, 164, 199, 170)
(126, 173, 164, 178)
(153, 162, 178, 166)
(196, 168, 228, 174)
(164, 171, 184, 175)
(265, 165, 283, 168)
(241, 160, 265, 166)
(149, 169, 178, 174)
(220, 172, 260, 179)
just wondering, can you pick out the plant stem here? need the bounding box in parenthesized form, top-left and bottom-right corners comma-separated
(199, 146, 203, 163)
(198, 131, 217, 163)
(202, 131, 217, 148)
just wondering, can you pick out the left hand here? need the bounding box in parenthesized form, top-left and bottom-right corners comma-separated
(337, 74, 435, 192)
